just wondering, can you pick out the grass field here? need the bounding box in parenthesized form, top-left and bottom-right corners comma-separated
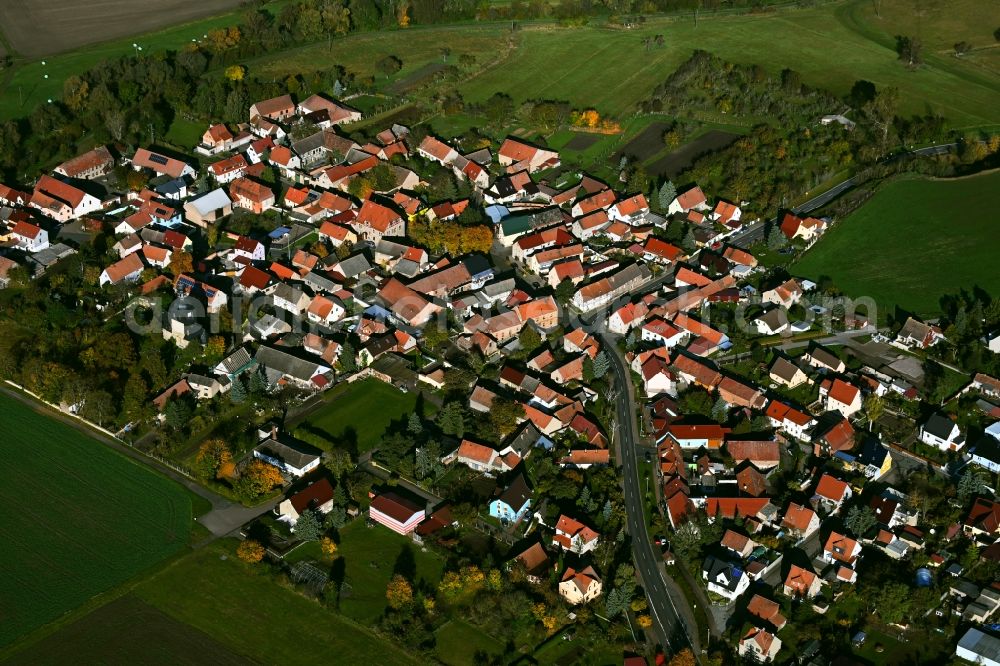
(4, 1, 1000, 129)
(297, 378, 430, 454)
(136, 542, 422, 665)
(461, 1, 1000, 128)
(10, 540, 422, 665)
(435, 620, 505, 666)
(792, 170, 1000, 317)
(5, 595, 246, 665)
(0, 393, 193, 647)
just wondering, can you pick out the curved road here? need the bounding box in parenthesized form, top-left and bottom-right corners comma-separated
(598, 331, 700, 656)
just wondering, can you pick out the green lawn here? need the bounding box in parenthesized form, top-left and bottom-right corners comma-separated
(435, 619, 505, 666)
(297, 378, 430, 454)
(792, 170, 1000, 317)
(331, 520, 445, 623)
(132, 541, 422, 665)
(0, 393, 193, 647)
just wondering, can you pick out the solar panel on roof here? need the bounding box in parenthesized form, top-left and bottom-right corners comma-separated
(149, 153, 169, 165)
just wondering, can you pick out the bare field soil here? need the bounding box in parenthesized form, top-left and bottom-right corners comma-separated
(6, 595, 248, 666)
(646, 130, 741, 178)
(613, 121, 672, 163)
(565, 133, 601, 151)
(387, 62, 450, 95)
(0, 0, 245, 57)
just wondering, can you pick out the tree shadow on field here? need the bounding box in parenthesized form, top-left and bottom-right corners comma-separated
(394, 543, 416, 580)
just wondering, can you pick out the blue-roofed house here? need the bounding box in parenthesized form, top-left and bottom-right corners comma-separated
(489, 474, 532, 524)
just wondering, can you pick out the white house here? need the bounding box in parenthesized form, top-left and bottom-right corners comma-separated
(971, 423, 1000, 473)
(956, 628, 1000, 666)
(99, 252, 144, 286)
(252, 438, 320, 477)
(985, 330, 1000, 354)
(667, 186, 708, 215)
(739, 627, 781, 663)
(552, 514, 600, 554)
(233, 236, 265, 262)
(10, 221, 49, 252)
(702, 555, 750, 601)
(30, 175, 102, 222)
(919, 413, 965, 451)
(306, 295, 345, 327)
(641, 317, 687, 348)
(821, 378, 862, 417)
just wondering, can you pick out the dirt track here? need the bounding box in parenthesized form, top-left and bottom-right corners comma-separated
(0, 0, 244, 57)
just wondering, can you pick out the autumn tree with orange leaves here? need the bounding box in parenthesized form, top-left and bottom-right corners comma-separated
(237, 539, 265, 563)
(668, 648, 696, 666)
(235, 460, 283, 500)
(386, 574, 413, 609)
(195, 439, 233, 479)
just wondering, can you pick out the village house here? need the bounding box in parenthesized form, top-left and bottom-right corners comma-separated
(781, 502, 820, 538)
(895, 316, 946, 350)
(783, 564, 822, 598)
(297, 94, 361, 124)
(754, 307, 789, 336)
(702, 555, 750, 600)
(802, 346, 846, 373)
(738, 627, 781, 663)
(812, 473, 852, 514)
(30, 175, 102, 222)
(489, 474, 532, 523)
(762, 278, 803, 308)
(552, 514, 600, 554)
(208, 154, 248, 184)
(820, 378, 862, 417)
(352, 197, 405, 243)
(572, 263, 651, 312)
(369, 492, 426, 535)
(766, 400, 817, 440)
(667, 186, 709, 215)
(512, 542, 551, 584)
(132, 148, 196, 180)
(55, 145, 114, 179)
(919, 412, 966, 451)
(184, 188, 232, 227)
(230, 178, 275, 214)
(275, 478, 335, 524)
(823, 531, 862, 579)
(559, 566, 603, 605)
(10, 221, 49, 252)
(747, 595, 787, 631)
(769, 356, 808, 388)
(497, 137, 560, 173)
(253, 435, 320, 477)
(779, 212, 825, 241)
(249, 94, 296, 122)
(99, 252, 143, 286)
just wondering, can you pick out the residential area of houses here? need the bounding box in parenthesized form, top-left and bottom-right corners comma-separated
(3, 87, 1000, 666)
